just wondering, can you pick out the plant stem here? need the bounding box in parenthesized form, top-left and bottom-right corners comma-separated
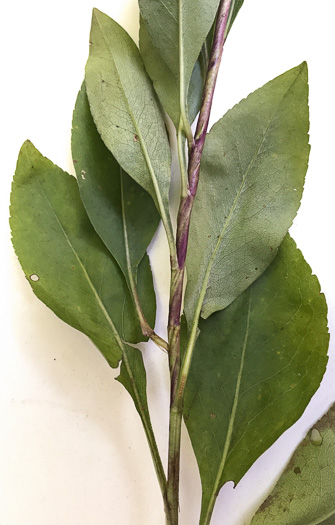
(121, 344, 170, 520)
(120, 171, 169, 352)
(166, 0, 233, 521)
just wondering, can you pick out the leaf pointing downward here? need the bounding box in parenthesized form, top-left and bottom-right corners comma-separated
(10, 141, 150, 367)
(85, 9, 172, 240)
(185, 63, 310, 324)
(184, 235, 329, 525)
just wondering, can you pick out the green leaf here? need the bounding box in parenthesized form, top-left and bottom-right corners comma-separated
(183, 235, 329, 525)
(10, 141, 150, 368)
(85, 9, 173, 244)
(225, 0, 244, 37)
(71, 82, 159, 290)
(251, 404, 335, 525)
(116, 343, 168, 501)
(139, 19, 205, 127)
(138, 0, 220, 127)
(318, 516, 335, 525)
(185, 63, 310, 324)
(116, 344, 150, 419)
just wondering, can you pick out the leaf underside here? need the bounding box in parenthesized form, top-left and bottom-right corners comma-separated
(72, 82, 159, 291)
(184, 235, 329, 525)
(185, 62, 310, 324)
(251, 404, 335, 525)
(139, 18, 205, 127)
(138, 0, 220, 127)
(10, 141, 152, 367)
(225, 0, 245, 37)
(85, 8, 172, 225)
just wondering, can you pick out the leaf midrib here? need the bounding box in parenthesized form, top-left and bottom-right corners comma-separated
(92, 12, 173, 245)
(191, 68, 304, 325)
(201, 290, 252, 524)
(36, 175, 124, 352)
(36, 170, 157, 454)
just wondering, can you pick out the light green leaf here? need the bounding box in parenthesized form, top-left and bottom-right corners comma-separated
(139, 0, 220, 127)
(139, 19, 205, 127)
(185, 63, 310, 324)
(225, 0, 244, 37)
(184, 235, 329, 525)
(85, 9, 173, 245)
(10, 141, 150, 368)
(71, 82, 159, 290)
(251, 404, 335, 525)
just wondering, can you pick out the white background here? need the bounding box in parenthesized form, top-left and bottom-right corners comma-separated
(1, 1, 335, 524)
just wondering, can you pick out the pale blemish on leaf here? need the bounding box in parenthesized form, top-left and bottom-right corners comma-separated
(310, 428, 323, 446)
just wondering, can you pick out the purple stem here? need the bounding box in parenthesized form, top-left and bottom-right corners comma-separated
(166, 1, 233, 522)
(176, 0, 232, 269)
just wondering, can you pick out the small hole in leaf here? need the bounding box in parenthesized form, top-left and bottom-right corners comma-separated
(80, 170, 86, 180)
(294, 466, 301, 475)
(30, 274, 40, 282)
(133, 134, 139, 142)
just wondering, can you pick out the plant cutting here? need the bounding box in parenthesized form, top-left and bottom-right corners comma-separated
(9, 0, 332, 524)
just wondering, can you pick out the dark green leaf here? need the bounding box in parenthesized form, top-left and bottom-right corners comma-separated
(251, 404, 335, 525)
(139, 0, 220, 127)
(85, 9, 172, 241)
(10, 141, 149, 367)
(72, 82, 159, 290)
(184, 235, 329, 525)
(185, 63, 310, 324)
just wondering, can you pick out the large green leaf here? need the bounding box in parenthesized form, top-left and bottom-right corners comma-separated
(138, 0, 220, 127)
(251, 404, 335, 525)
(185, 63, 310, 324)
(184, 235, 329, 525)
(71, 82, 159, 289)
(10, 141, 153, 368)
(85, 9, 172, 239)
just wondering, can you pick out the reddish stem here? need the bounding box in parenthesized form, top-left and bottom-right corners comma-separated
(166, 0, 233, 522)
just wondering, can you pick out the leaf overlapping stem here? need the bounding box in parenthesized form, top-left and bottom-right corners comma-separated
(166, 0, 233, 521)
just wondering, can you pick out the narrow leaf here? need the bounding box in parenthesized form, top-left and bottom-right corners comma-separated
(85, 9, 172, 239)
(139, 19, 205, 127)
(225, 0, 244, 37)
(184, 235, 329, 525)
(139, 0, 220, 127)
(116, 344, 150, 419)
(251, 404, 335, 525)
(10, 141, 149, 367)
(116, 343, 168, 501)
(185, 63, 310, 323)
(72, 82, 159, 289)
